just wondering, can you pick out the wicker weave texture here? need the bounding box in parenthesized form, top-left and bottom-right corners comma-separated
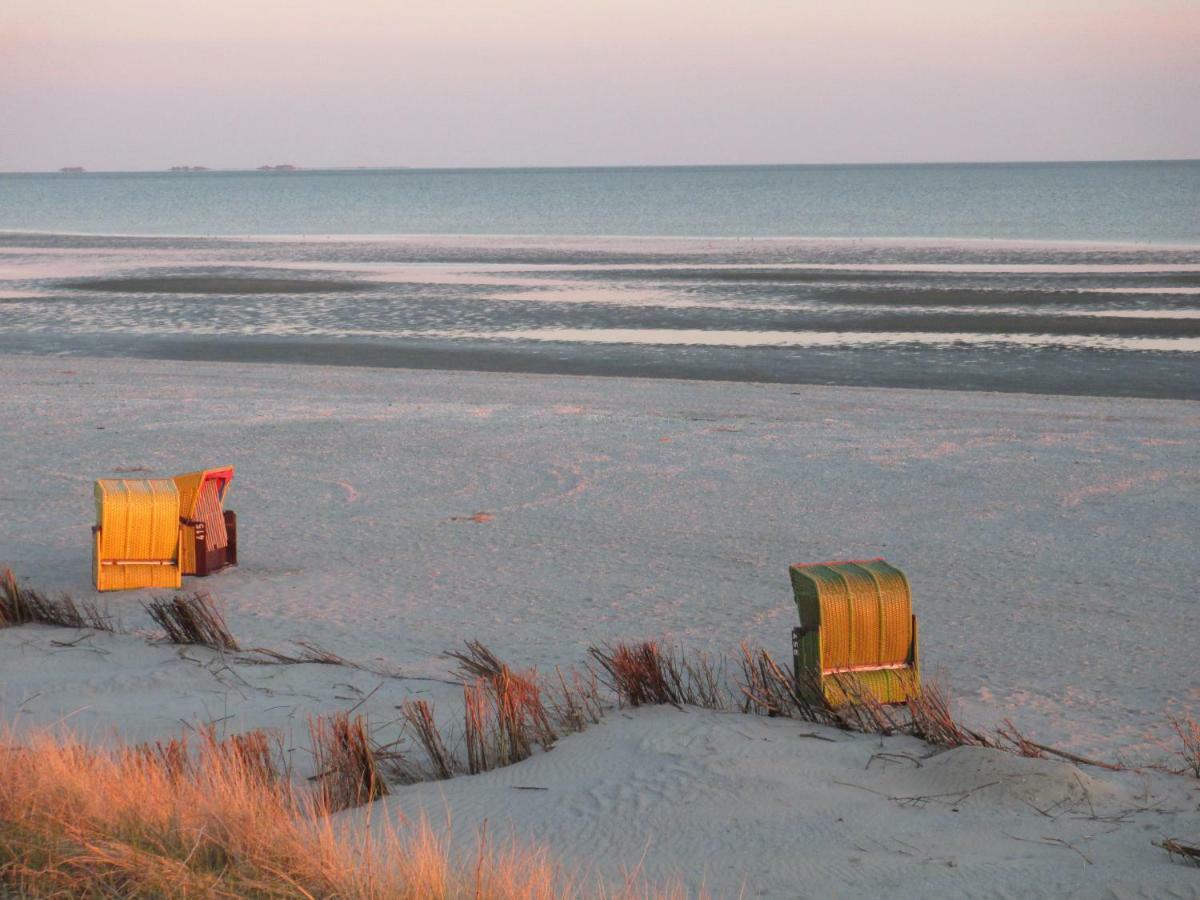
(93, 479, 182, 591)
(827, 666, 917, 706)
(790, 560, 912, 670)
(790, 559, 919, 706)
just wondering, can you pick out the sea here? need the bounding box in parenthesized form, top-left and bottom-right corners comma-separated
(1, 161, 1198, 398)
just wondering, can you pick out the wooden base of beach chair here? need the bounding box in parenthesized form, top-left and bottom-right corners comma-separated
(93, 525, 183, 592)
(187, 510, 238, 577)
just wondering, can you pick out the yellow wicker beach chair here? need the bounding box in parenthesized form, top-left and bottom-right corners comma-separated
(790, 558, 920, 707)
(93, 479, 183, 592)
(173, 467, 237, 577)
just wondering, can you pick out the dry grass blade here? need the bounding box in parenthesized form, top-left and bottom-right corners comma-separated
(587, 641, 733, 712)
(486, 670, 536, 766)
(244, 640, 350, 666)
(823, 674, 905, 735)
(906, 681, 1129, 770)
(737, 642, 826, 721)
(308, 711, 389, 812)
(504, 667, 557, 749)
(995, 720, 1131, 770)
(399, 700, 457, 780)
(206, 727, 280, 785)
(131, 735, 193, 781)
(735, 643, 895, 733)
(242, 642, 463, 689)
(1157, 838, 1200, 867)
(738, 644, 910, 737)
(546, 665, 604, 734)
(675, 649, 732, 711)
(588, 641, 680, 708)
(993, 720, 1045, 757)
(1, 567, 38, 627)
(464, 678, 490, 775)
(454, 643, 559, 774)
(144, 591, 239, 651)
(130, 726, 280, 786)
(1167, 716, 1200, 778)
(0, 570, 24, 627)
(446, 639, 506, 680)
(1, 568, 113, 631)
(906, 679, 998, 749)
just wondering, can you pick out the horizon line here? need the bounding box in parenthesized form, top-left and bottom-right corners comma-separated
(3, 156, 1199, 175)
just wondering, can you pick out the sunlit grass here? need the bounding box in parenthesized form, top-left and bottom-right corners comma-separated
(0, 724, 688, 899)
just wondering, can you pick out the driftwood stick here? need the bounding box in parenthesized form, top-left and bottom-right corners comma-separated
(1022, 739, 1125, 772)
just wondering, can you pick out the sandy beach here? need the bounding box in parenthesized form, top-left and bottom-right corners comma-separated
(2, 352, 1197, 896)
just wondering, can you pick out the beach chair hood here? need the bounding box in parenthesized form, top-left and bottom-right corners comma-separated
(173, 466, 238, 577)
(790, 558, 920, 706)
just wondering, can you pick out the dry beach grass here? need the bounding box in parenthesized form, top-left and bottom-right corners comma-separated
(0, 569, 111, 632)
(0, 723, 686, 899)
(3, 574, 1199, 891)
(308, 711, 390, 812)
(1157, 838, 1200, 868)
(145, 591, 240, 651)
(1167, 715, 1200, 779)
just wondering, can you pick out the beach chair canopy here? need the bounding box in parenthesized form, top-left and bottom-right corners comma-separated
(173, 466, 237, 577)
(790, 558, 920, 706)
(93, 479, 183, 592)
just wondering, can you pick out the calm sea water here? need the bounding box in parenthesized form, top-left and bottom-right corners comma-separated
(1, 161, 1198, 242)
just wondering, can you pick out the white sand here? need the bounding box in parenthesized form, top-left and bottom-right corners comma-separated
(1, 353, 1198, 896)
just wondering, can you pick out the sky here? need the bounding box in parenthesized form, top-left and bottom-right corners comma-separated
(1, 0, 1198, 171)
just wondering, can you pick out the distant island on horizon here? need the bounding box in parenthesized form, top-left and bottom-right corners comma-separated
(14, 157, 1197, 177)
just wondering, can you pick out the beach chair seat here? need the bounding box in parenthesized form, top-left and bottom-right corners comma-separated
(93, 479, 183, 592)
(790, 558, 920, 707)
(173, 467, 237, 576)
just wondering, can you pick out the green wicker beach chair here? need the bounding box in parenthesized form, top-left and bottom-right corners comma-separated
(790, 558, 920, 707)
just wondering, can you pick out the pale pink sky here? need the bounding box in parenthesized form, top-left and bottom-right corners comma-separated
(2, 0, 1198, 170)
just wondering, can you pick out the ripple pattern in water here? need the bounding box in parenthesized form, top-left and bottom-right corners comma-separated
(1, 234, 1197, 399)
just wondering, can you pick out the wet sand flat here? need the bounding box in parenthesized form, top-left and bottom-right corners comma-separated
(61, 275, 377, 294)
(1, 233, 1198, 399)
